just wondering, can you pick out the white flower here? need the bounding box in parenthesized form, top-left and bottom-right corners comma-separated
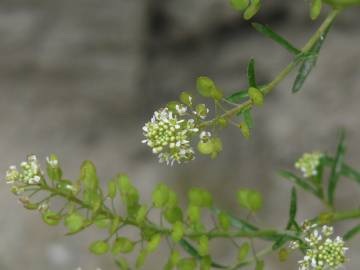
(295, 152, 323, 178)
(5, 155, 43, 185)
(142, 108, 199, 165)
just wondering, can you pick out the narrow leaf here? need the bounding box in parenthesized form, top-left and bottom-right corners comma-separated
(292, 23, 332, 93)
(344, 224, 360, 241)
(179, 239, 227, 268)
(247, 59, 257, 88)
(226, 89, 249, 103)
(252, 23, 301, 55)
(286, 187, 297, 229)
(328, 130, 346, 206)
(322, 155, 360, 185)
(278, 171, 321, 198)
(243, 109, 253, 129)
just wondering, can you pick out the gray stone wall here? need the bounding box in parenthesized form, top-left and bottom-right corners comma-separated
(0, 1, 359, 269)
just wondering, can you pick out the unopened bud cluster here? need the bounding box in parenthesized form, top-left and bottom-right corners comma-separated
(289, 222, 348, 270)
(295, 152, 323, 178)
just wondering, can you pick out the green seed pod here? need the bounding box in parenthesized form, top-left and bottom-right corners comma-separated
(110, 216, 122, 234)
(171, 221, 185, 242)
(64, 212, 84, 233)
(218, 211, 231, 231)
(164, 206, 183, 224)
(197, 141, 214, 155)
(187, 205, 201, 224)
(167, 101, 181, 112)
(237, 189, 263, 213)
(152, 183, 170, 208)
(198, 236, 209, 256)
(115, 257, 129, 270)
(278, 248, 289, 262)
(180, 91, 194, 106)
(147, 234, 162, 252)
(243, 0, 261, 20)
(135, 205, 148, 224)
(248, 87, 264, 106)
(310, 0, 322, 20)
(107, 180, 117, 199)
(237, 242, 250, 262)
(195, 104, 209, 118)
(217, 117, 229, 128)
(200, 256, 212, 270)
(196, 76, 216, 97)
(42, 210, 61, 226)
(239, 122, 251, 139)
(230, 0, 249, 11)
(89, 240, 109, 255)
(46, 154, 62, 181)
(94, 214, 112, 229)
(211, 87, 224, 101)
(112, 237, 135, 254)
(136, 250, 148, 269)
(177, 258, 197, 270)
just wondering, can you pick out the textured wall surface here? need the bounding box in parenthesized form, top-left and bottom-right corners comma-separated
(0, 1, 359, 269)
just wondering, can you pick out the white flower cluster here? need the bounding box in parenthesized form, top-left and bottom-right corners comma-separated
(289, 222, 348, 270)
(5, 155, 43, 186)
(295, 152, 323, 178)
(142, 108, 201, 165)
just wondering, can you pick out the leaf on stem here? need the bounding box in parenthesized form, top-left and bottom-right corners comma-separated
(328, 130, 346, 206)
(247, 59, 257, 88)
(343, 224, 360, 241)
(252, 23, 301, 55)
(286, 187, 298, 230)
(278, 171, 321, 198)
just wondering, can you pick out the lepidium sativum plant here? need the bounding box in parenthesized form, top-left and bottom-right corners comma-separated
(3, 0, 360, 269)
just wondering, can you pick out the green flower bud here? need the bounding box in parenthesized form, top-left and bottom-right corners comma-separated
(243, 0, 261, 20)
(42, 210, 61, 226)
(180, 91, 194, 106)
(198, 235, 209, 256)
(89, 240, 109, 255)
(171, 221, 184, 242)
(147, 233, 162, 252)
(310, 0, 322, 20)
(112, 237, 135, 254)
(237, 189, 263, 213)
(239, 122, 251, 139)
(195, 104, 209, 119)
(238, 242, 250, 262)
(230, 0, 249, 11)
(197, 76, 216, 97)
(278, 248, 288, 262)
(248, 87, 264, 106)
(164, 206, 183, 224)
(64, 212, 85, 233)
(167, 101, 181, 112)
(177, 258, 197, 270)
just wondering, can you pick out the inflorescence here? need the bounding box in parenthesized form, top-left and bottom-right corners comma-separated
(295, 152, 323, 178)
(289, 222, 348, 270)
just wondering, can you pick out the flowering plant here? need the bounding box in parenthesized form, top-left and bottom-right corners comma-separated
(3, 0, 360, 269)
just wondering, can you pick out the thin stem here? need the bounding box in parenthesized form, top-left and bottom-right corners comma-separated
(200, 9, 342, 128)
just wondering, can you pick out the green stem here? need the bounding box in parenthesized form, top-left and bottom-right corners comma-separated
(200, 8, 342, 128)
(324, 0, 360, 7)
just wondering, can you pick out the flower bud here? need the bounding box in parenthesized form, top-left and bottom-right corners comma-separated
(310, 0, 322, 20)
(248, 87, 264, 106)
(180, 91, 194, 106)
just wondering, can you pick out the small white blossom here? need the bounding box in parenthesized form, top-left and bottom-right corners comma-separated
(199, 131, 212, 142)
(294, 223, 348, 270)
(175, 104, 188, 115)
(46, 156, 59, 168)
(5, 155, 43, 185)
(295, 152, 323, 178)
(142, 108, 199, 165)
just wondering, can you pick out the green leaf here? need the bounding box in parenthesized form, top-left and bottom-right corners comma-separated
(323, 155, 360, 185)
(226, 89, 249, 103)
(278, 171, 321, 198)
(252, 23, 301, 55)
(344, 224, 360, 241)
(328, 130, 346, 206)
(178, 239, 227, 269)
(292, 23, 332, 93)
(89, 240, 109, 255)
(247, 59, 257, 88)
(286, 187, 297, 229)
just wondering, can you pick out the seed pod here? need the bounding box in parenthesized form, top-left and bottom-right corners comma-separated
(243, 0, 261, 20)
(230, 0, 249, 11)
(180, 91, 194, 106)
(239, 122, 250, 139)
(310, 0, 322, 20)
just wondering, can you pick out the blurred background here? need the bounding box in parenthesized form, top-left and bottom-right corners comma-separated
(0, 0, 359, 269)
